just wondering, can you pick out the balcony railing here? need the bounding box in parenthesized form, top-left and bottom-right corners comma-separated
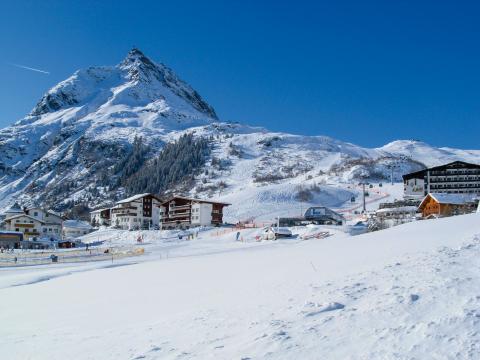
(168, 211, 190, 219)
(169, 204, 191, 211)
(429, 178, 480, 183)
(161, 219, 191, 224)
(113, 213, 137, 217)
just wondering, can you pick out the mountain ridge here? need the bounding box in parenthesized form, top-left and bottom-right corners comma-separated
(1, 49, 479, 218)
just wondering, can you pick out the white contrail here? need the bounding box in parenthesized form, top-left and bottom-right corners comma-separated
(9, 63, 50, 75)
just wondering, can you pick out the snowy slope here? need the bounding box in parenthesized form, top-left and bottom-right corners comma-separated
(1, 49, 480, 219)
(1, 213, 480, 359)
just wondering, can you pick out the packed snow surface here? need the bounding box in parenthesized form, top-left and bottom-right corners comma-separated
(1, 213, 480, 359)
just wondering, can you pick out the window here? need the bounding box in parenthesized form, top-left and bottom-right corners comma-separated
(34, 212, 38, 217)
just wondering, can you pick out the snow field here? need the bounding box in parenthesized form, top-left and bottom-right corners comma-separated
(1, 213, 479, 359)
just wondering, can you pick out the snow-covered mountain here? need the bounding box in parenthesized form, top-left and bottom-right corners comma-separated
(1, 49, 480, 218)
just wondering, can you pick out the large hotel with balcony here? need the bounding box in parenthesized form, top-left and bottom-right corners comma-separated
(403, 161, 480, 198)
(110, 193, 162, 230)
(159, 196, 230, 229)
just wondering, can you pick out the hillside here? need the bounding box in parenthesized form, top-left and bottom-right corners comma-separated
(1, 213, 479, 359)
(1, 49, 480, 220)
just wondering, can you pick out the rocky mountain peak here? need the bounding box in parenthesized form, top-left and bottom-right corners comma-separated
(122, 48, 151, 64)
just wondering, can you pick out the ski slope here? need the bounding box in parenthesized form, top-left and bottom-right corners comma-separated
(1, 213, 480, 359)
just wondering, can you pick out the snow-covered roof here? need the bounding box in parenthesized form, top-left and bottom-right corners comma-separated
(26, 207, 63, 218)
(3, 203, 24, 215)
(63, 220, 92, 229)
(402, 161, 480, 180)
(161, 195, 230, 206)
(90, 208, 110, 214)
(420, 193, 479, 208)
(116, 193, 161, 205)
(4, 214, 45, 224)
(376, 206, 418, 214)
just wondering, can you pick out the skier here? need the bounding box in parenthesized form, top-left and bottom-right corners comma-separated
(236, 231, 241, 241)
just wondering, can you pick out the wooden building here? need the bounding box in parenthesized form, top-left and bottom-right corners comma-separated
(418, 193, 478, 218)
(160, 196, 230, 229)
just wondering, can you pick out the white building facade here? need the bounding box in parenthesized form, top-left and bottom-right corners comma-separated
(111, 193, 161, 230)
(0, 204, 64, 240)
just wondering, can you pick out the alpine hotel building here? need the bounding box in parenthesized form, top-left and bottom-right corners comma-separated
(403, 161, 480, 198)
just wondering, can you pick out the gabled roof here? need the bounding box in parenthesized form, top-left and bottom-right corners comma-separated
(90, 207, 111, 214)
(419, 192, 479, 209)
(4, 214, 46, 224)
(376, 206, 418, 214)
(26, 207, 63, 219)
(403, 161, 480, 180)
(116, 193, 162, 205)
(3, 202, 24, 215)
(160, 195, 230, 207)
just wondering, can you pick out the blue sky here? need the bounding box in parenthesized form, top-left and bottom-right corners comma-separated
(1, 0, 480, 148)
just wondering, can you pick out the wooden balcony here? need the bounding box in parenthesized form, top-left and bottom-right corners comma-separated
(169, 204, 191, 211)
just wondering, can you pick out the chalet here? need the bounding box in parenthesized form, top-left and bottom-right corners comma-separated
(90, 208, 111, 226)
(25, 207, 63, 225)
(110, 193, 162, 230)
(403, 161, 480, 198)
(159, 196, 230, 229)
(2, 214, 49, 239)
(0, 204, 64, 239)
(418, 193, 479, 218)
